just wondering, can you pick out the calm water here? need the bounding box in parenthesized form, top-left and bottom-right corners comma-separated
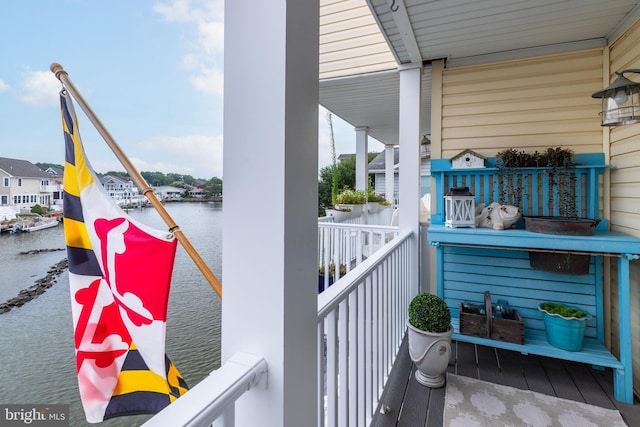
(0, 203, 223, 426)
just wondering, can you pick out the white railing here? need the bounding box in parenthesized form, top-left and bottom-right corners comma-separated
(142, 353, 267, 427)
(143, 227, 411, 427)
(317, 230, 413, 427)
(318, 223, 399, 292)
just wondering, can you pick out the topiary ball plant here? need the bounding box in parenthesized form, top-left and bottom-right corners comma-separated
(408, 293, 451, 333)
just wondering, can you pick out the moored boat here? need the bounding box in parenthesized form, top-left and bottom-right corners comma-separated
(7, 215, 60, 233)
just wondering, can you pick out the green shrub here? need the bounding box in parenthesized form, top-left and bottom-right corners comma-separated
(408, 293, 451, 333)
(335, 188, 366, 205)
(30, 204, 47, 215)
(367, 190, 388, 204)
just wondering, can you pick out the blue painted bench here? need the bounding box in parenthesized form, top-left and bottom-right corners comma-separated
(428, 153, 640, 403)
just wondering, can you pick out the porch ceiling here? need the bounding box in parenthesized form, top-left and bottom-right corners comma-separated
(319, 0, 640, 146)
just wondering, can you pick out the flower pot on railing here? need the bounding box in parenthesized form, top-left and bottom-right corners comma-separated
(318, 264, 346, 293)
(335, 188, 366, 219)
(337, 204, 363, 217)
(325, 208, 352, 223)
(318, 274, 335, 293)
(367, 201, 381, 214)
(538, 302, 591, 352)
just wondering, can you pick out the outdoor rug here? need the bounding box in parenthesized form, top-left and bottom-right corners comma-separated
(443, 373, 627, 427)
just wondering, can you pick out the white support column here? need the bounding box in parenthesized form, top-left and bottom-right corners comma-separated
(384, 145, 395, 204)
(355, 126, 369, 192)
(398, 64, 422, 297)
(223, 1, 319, 426)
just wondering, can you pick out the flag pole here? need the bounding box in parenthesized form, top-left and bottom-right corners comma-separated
(50, 63, 222, 298)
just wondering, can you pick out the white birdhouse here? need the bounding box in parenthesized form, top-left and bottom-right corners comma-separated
(451, 149, 486, 169)
(445, 187, 476, 228)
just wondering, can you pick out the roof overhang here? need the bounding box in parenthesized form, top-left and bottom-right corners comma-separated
(319, 0, 640, 146)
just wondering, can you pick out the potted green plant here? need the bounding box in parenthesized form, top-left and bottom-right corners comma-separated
(318, 263, 347, 292)
(538, 302, 591, 351)
(367, 190, 390, 213)
(335, 187, 366, 216)
(407, 293, 453, 387)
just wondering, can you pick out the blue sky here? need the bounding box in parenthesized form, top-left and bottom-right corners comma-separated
(0, 0, 382, 180)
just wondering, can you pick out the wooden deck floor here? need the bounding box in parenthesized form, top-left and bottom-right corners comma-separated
(372, 335, 640, 427)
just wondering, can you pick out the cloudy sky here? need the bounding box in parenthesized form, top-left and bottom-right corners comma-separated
(0, 0, 382, 180)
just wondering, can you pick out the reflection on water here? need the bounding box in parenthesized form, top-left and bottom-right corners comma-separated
(0, 203, 222, 427)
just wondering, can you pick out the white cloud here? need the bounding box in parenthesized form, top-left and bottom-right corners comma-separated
(189, 68, 223, 96)
(197, 20, 224, 54)
(0, 80, 9, 92)
(154, 0, 224, 96)
(18, 70, 60, 106)
(137, 134, 224, 178)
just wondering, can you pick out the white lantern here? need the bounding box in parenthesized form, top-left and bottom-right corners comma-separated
(445, 187, 476, 228)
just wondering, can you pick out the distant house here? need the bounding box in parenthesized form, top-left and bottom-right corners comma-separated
(369, 147, 431, 203)
(44, 166, 64, 175)
(153, 185, 185, 201)
(99, 175, 144, 207)
(368, 147, 431, 204)
(0, 157, 55, 212)
(368, 148, 399, 200)
(44, 167, 64, 210)
(188, 187, 205, 198)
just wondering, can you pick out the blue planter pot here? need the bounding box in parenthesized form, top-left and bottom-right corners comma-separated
(318, 274, 335, 293)
(538, 303, 590, 352)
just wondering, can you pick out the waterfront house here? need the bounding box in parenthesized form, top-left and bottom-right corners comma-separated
(99, 174, 145, 207)
(188, 187, 205, 198)
(145, 1, 640, 426)
(0, 157, 55, 212)
(43, 167, 64, 211)
(153, 185, 185, 202)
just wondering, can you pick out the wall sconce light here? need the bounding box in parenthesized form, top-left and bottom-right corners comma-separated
(444, 187, 476, 228)
(592, 69, 640, 126)
(420, 134, 431, 158)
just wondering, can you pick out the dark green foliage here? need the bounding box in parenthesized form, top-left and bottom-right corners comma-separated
(35, 162, 64, 172)
(408, 293, 451, 333)
(540, 302, 586, 319)
(318, 153, 379, 211)
(495, 147, 577, 217)
(30, 204, 47, 215)
(335, 188, 366, 204)
(139, 171, 203, 186)
(203, 177, 223, 198)
(495, 147, 575, 169)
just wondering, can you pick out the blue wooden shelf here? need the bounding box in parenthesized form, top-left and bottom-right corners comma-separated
(428, 224, 640, 255)
(451, 318, 623, 370)
(428, 153, 640, 404)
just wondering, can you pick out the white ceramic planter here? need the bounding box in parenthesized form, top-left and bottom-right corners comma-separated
(407, 321, 453, 387)
(337, 204, 364, 217)
(325, 208, 352, 223)
(367, 202, 381, 214)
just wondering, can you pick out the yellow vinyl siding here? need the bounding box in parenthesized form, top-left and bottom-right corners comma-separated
(438, 50, 604, 160)
(436, 38, 640, 396)
(608, 16, 640, 396)
(320, 0, 396, 79)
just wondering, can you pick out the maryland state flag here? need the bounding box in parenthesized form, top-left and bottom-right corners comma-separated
(59, 90, 188, 423)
